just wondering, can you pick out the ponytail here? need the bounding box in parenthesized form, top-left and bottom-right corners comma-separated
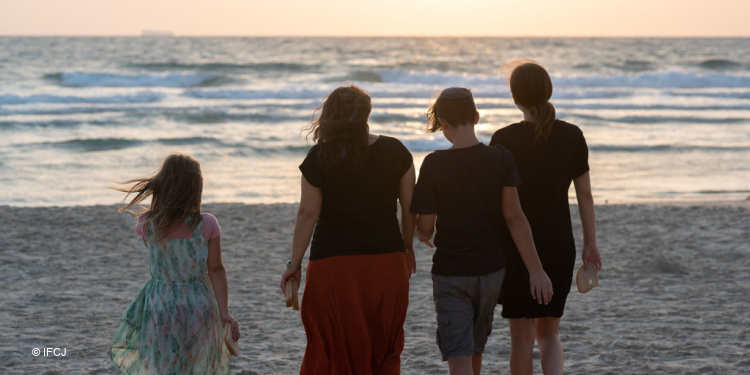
(528, 101, 556, 141)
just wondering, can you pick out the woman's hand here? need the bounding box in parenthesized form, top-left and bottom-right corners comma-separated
(280, 268, 302, 296)
(582, 244, 602, 271)
(220, 312, 240, 341)
(405, 247, 417, 277)
(529, 270, 554, 305)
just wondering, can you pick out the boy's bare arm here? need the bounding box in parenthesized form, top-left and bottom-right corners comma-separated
(501, 186, 553, 305)
(416, 214, 436, 246)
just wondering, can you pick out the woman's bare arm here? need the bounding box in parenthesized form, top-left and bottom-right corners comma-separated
(280, 175, 322, 294)
(399, 165, 417, 275)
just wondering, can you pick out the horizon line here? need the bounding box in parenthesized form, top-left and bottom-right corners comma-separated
(1, 34, 749, 38)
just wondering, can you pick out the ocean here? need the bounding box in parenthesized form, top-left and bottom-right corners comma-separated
(1, 37, 748, 206)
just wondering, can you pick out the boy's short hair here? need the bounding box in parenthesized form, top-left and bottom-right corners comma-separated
(426, 87, 477, 133)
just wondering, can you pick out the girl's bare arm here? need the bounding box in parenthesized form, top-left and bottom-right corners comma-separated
(207, 236, 240, 340)
(573, 172, 602, 271)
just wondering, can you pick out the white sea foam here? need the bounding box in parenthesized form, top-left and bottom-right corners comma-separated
(0, 92, 164, 105)
(376, 70, 505, 87)
(182, 88, 331, 100)
(553, 70, 750, 89)
(377, 69, 750, 89)
(47, 72, 228, 88)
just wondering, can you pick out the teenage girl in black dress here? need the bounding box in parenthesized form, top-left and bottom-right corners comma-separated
(490, 60, 603, 375)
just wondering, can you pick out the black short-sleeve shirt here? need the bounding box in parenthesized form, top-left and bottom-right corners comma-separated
(299, 135, 413, 260)
(489, 120, 589, 258)
(410, 143, 521, 276)
(490, 120, 590, 317)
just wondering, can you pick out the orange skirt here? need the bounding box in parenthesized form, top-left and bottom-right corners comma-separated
(300, 252, 410, 375)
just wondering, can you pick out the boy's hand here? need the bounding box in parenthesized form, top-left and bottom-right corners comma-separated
(416, 231, 434, 248)
(529, 270, 553, 305)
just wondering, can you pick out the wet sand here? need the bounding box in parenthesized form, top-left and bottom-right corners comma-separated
(1, 201, 749, 374)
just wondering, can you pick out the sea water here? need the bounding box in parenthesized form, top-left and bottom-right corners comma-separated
(1, 37, 748, 206)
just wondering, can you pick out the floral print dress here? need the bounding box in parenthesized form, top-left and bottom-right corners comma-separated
(111, 216, 229, 374)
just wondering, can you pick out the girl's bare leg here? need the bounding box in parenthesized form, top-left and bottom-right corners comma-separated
(509, 318, 536, 375)
(536, 317, 563, 375)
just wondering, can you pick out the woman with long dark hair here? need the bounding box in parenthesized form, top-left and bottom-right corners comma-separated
(280, 85, 417, 374)
(491, 60, 603, 375)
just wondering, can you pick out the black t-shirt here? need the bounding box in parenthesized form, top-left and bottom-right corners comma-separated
(410, 143, 521, 276)
(489, 120, 589, 266)
(299, 135, 414, 260)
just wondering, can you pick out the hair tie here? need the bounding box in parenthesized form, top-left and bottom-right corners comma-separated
(529, 106, 536, 111)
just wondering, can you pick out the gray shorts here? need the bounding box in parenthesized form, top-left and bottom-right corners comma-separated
(432, 268, 505, 361)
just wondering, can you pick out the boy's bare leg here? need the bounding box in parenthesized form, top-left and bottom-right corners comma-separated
(536, 317, 563, 375)
(509, 318, 536, 375)
(472, 353, 482, 375)
(448, 355, 474, 375)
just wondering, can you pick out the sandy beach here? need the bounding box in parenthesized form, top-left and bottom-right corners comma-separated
(1, 201, 749, 374)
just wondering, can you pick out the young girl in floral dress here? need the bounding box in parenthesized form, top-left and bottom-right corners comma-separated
(110, 153, 240, 374)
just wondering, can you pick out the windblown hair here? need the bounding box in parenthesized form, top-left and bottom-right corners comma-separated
(305, 85, 372, 174)
(502, 59, 556, 142)
(425, 90, 478, 133)
(112, 153, 203, 239)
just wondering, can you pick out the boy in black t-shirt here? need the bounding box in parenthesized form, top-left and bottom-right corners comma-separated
(411, 87, 553, 374)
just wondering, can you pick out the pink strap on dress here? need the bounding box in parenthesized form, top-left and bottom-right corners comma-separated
(135, 213, 221, 240)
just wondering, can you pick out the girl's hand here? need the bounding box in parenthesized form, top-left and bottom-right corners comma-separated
(220, 313, 240, 341)
(582, 244, 602, 271)
(280, 267, 302, 296)
(405, 247, 417, 277)
(529, 270, 554, 305)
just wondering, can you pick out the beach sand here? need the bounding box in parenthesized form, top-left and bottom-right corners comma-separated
(1, 201, 749, 374)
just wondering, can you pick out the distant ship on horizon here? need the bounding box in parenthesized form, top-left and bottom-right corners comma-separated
(141, 30, 174, 37)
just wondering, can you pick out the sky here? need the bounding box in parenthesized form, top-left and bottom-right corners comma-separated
(0, 0, 748, 37)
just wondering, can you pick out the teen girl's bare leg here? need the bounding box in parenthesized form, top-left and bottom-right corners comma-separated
(509, 318, 536, 375)
(536, 317, 563, 375)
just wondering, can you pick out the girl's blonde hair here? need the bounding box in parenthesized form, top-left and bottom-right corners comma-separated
(113, 153, 203, 239)
(502, 59, 556, 142)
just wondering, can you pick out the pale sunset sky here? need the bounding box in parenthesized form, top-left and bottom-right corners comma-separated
(0, 0, 747, 37)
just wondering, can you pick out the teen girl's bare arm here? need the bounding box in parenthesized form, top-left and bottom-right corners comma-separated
(573, 172, 602, 271)
(501, 186, 554, 305)
(280, 175, 322, 294)
(207, 236, 240, 340)
(399, 165, 418, 275)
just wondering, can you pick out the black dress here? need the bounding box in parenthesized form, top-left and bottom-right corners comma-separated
(490, 120, 589, 318)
